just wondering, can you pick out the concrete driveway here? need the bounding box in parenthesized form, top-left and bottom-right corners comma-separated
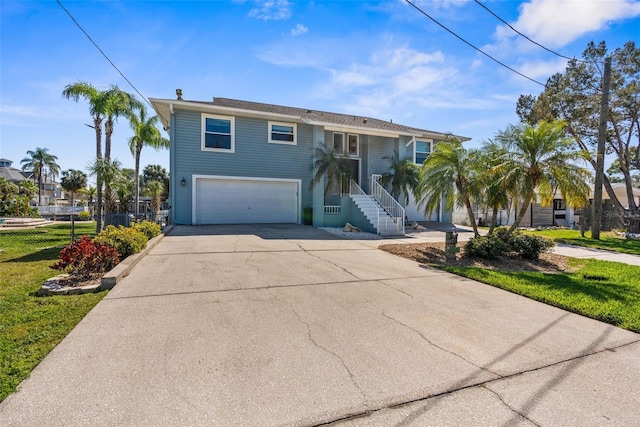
(1, 224, 639, 426)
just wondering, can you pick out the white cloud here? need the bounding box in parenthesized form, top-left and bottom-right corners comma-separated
(248, 0, 291, 21)
(517, 57, 568, 80)
(506, 0, 640, 48)
(290, 24, 308, 36)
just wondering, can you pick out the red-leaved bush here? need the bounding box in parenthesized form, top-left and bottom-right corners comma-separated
(51, 235, 119, 278)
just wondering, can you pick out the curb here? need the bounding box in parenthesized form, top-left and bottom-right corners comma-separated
(100, 224, 175, 290)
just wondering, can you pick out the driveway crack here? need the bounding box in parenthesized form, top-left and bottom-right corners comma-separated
(481, 385, 541, 427)
(295, 242, 361, 281)
(267, 289, 369, 408)
(381, 311, 501, 377)
(379, 281, 415, 300)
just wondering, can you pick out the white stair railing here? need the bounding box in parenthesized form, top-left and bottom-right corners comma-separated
(370, 174, 405, 235)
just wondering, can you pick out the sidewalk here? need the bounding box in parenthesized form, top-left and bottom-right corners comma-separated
(553, 243, 640, 266)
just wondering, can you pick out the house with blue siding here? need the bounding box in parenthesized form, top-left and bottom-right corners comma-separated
(150, 93, 470, 235)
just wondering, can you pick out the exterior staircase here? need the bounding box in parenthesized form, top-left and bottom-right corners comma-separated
(349, 194, 404, 236)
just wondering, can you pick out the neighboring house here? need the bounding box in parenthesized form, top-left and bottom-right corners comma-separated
(21, 170, 61, 206)
(150, 94, 469, 235)
(0, 158, 28, 185)
(454, 182, 640, 230)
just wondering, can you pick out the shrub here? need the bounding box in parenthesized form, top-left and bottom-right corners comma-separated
(511, 234, 554, 260)
(131, 220, 161, 240)
(51, 236, 119, 278)
(95, 225, 148, 258)
(77, 210, 92, 221)
(465, 236, 510, 259)
(491, 226, 521, 243)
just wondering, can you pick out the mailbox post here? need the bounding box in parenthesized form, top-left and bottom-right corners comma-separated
(445, 227, 459, 259)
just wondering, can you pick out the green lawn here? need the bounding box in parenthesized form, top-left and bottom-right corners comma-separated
(0, 222, 105, 402)
(523, 229, 640, 255)
(443, 258, 640, 333)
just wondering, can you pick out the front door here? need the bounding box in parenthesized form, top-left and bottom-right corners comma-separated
(339, 158, 360, 185)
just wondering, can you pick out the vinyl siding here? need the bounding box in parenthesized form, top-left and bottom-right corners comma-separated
(172, 109, 314, 224)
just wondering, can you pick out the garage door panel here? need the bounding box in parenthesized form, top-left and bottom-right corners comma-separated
(195, 178, 298, 224)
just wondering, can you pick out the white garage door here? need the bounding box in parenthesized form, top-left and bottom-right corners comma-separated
(194, 177, 299, 224)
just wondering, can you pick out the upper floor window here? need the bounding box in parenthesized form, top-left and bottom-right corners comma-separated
(333, 133, 344, 155)
(269, 122, 297, 145)
(348, 134, 359, 156)
(202, 114, 235, 152)
(414, 140, 432, 164)
(332, 132, 359, 156)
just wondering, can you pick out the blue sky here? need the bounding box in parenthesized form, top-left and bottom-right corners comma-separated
(2, 0, 640, 177)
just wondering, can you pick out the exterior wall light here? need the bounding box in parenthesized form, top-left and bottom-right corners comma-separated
(181, 178, 187, 187)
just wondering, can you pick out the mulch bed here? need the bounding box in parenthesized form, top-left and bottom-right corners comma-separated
(379, 242, 571, 273)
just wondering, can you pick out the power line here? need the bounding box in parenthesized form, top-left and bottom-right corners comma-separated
(404, 0, 545, 87)
(472, 0, 588, 64)
(56, 0, 153, 109)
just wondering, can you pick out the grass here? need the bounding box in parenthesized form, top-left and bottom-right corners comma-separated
(522, 229, 640, 255)
(443, 258, 640, 333)
(0, 222, 105, 402)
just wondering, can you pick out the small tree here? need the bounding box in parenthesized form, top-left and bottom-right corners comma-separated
(144, 180, 164, 221)
(311, 144, 351, 195)
(20, 147, 60, 206)
(380, 151, 420, 205)
(416, 138, 482, 236)
(61, 169, 88, 241)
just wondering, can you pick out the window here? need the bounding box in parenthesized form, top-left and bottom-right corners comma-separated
(202, 114, 234, 152)
(414, 140, 432, 164)
(333, 133, 344, 154)
(553, 199, 566, 210)
(269, 122, 297, 145)
(348, 134, 359, 156)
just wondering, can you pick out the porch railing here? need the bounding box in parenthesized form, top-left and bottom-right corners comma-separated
(350, 179, 379, 231)
(370, 174, 405, 235)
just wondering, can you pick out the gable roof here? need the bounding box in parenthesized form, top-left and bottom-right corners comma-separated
(0, 166, 27, 183)
(150, 96, 470, 141)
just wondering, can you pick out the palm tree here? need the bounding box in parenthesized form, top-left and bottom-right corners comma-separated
(477, 141, 511, 235)
(495, 120, 591, 240)
(87, 158, 122, 226)
(20, 147, 60, 206)
(380, 150, 420, 205)
(416, 138, 482, 236)
(18, 179, 38, 200)
(0, 178, 18, 215)
(311, 144, 350, 195)
(84, 186, 97, 218)
(127, 106, 170, 219)
(63, 81, 108, 231)
(103, 86, 143, 162)
(61, 169, 88, 240)
(114, 168, 136, 214)
(144, 180, 164, 221)
(142, 164, 170, 197)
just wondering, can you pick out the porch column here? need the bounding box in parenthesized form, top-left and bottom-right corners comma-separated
(312, 125, 325, 227)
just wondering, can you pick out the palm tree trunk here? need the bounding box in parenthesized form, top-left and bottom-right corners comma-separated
(70, 193, 76, 241)
(37, 168, 43, 206)
(134, 144, 142, 219)
(488, 205, 499, 235)
(503, 195, 533, 240)
(464, 196, 480, 236)
(94, 116, 103, 232)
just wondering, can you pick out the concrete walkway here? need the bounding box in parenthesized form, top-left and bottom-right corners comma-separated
(1, 224, 639, 426)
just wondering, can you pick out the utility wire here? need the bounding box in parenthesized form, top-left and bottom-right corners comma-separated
(404, 0, 545, 87)
(56, 0, 153, 109)
(472, 0, 589, 63)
